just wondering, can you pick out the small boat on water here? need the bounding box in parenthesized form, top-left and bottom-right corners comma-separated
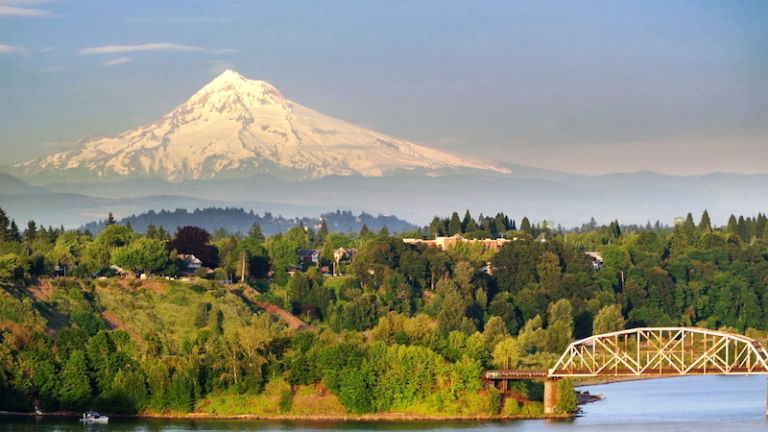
(79, 411, 109, 424)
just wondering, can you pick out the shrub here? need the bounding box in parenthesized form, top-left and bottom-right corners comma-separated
(278, 387, 293, 413)
(487, 386, 501, 415)
(555, 378, 577, 413)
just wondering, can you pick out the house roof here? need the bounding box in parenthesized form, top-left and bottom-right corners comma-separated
(178, 254, 203, 265)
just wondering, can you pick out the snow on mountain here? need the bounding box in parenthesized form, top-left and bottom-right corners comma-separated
(16, 70, 510, 181)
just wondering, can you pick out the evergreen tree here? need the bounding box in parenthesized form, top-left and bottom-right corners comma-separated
(461, 210, 478, 233)
(0, 207, 9, 241)
(698, 209, 712, 233)
(448, 212, 462, 235)
(763, 220, 768, 240)
(737, 215, 748, 240)
(726, 215, 738, 236)
(756, 213, 767, 239)
(608, 220, 621, 239)
(106, 212, 116, 226)
(359, 224, 372, 237)
(24, 220, 37, 243)
(493, 213, 507, 236)
(684, 212, 695, 229)
(145, 223, 159, 239)
(520, 217, 532, 235)
(157, 226, 170, 242)
(429, 216, 446, 237)
(8, 220, 21, 242)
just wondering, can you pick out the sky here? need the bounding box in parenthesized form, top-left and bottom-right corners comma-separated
(1, 0, 766, 176)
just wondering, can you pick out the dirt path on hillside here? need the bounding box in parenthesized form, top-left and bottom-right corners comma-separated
(229, 284, 310, 331)
(99, 309, 141, 339)
(254, 300, 309, 331)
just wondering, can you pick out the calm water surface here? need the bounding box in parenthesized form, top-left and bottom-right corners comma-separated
(2, 375, 766, 432)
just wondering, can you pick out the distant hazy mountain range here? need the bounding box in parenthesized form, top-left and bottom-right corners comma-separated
(1, 70, 766, 228)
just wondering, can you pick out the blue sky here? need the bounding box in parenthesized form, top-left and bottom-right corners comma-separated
(1, 0, 766, 175)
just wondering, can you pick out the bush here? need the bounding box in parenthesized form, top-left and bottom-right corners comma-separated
(278, 387, 293, 413)
(71, 310, 106, 336)
(487, 386, 501, 415)
(502, 398, 522, 415)
(555, 378, 577, 413)
(522, 401, 544, 416)
(189, 284, 207, 294)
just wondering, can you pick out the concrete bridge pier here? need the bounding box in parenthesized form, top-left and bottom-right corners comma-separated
(544, 377, 559, 414)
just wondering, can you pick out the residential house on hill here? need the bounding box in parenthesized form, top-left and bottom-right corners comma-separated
(178, 254, 208, 276)
(585, 251, 603, 270)
(297, 249, 320, 266)
(333, 247, 357, 276)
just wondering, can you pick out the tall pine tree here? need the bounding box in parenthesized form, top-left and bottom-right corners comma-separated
(8, 220, 20, 242)
(698, 209, 712, 233)
(520, 217, 532, 235)
(447, 212, 462, 236)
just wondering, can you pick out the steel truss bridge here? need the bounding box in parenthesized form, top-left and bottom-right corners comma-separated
(483, 327, 768, 414)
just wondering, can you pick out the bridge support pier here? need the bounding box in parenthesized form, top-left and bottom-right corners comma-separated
(544, 378, 559, 414)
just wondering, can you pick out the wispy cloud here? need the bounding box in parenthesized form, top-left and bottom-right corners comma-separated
(80, 42, 240, 55)
(79, 43, 238, 55)
(0, 43, 26, 54)
(80, 43, 201, 55)
(0, 5, 52, 17)
(103, 56, 132, 67)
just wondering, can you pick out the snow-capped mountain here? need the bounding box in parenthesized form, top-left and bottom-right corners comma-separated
(15, 70, 510, 181)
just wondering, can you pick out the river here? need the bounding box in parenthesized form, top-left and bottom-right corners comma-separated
(1, 375, 766, 431)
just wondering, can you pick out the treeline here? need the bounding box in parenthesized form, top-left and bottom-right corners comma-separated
(82, 208, 416, 236)
(0, 206, 766, 416)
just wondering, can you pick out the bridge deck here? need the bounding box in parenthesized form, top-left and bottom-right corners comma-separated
(484, 368, 768, 380)
(483, 370, 548, 379)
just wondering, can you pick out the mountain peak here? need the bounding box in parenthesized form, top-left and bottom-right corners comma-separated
(215, 68, 244, 81)
(191, 70, 284, 109)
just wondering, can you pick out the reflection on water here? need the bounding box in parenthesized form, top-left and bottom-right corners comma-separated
(1, 375, 767, 432)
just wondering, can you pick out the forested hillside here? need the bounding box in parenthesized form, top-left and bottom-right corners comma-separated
(81, 208, 416, 236)
(0, 206, 766, 417)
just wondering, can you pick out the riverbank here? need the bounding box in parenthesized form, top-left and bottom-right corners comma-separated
(0, 410, 573, 421)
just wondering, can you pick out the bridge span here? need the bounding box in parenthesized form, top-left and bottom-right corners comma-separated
(483, 327, 768, 414)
